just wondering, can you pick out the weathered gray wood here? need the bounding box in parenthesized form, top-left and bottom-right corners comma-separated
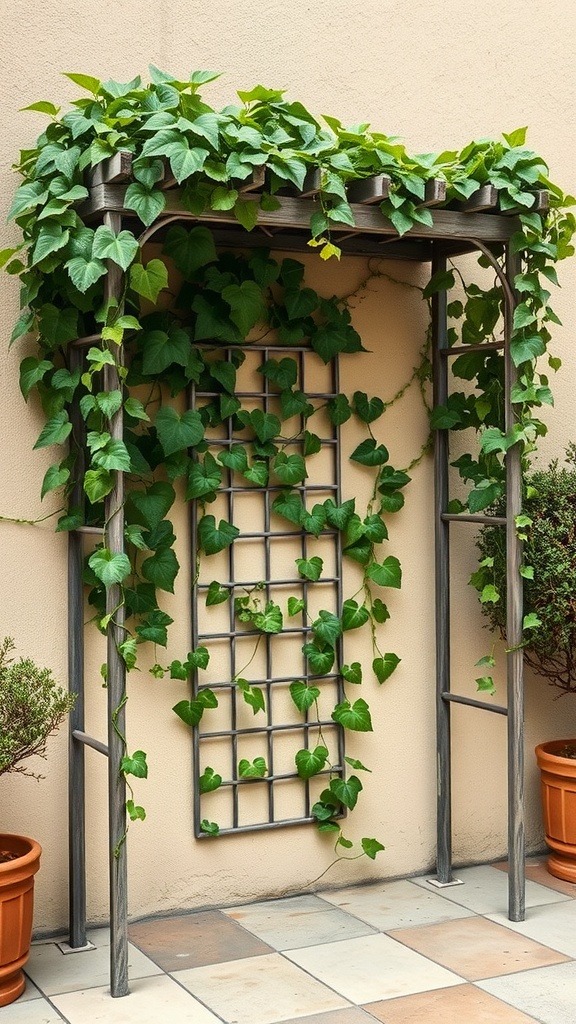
(500, 189, 549, 216)
(79, 185, 520, 244)
(442, 693, 508, 715)
(102, 211, 129, 998)
(88, 151, 133, 187)
(432, 248, 453, 884)
(504, 248, 525, 923)
(68, 343, 87, 950)
(72, 730, 109, 757)
(281, 166, 322, 197)
(457, 185, 498, 213)
(440, 340, 504, 355)
(422, 178, 447, 207)
(347, 174, 391, 204)
(441, 513, 507, 526)
(239, 166, 266, 193)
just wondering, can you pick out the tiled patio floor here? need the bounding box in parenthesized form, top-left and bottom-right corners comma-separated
(3, 857, 575, 1024)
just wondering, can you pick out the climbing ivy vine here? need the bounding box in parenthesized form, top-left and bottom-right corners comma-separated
(2, 68, 574, 860)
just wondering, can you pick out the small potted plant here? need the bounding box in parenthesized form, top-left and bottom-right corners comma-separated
(474, 447, 576, 881)
(0, 637, 75, 1006)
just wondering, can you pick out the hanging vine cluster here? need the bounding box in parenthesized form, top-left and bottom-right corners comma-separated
(2, 68, 574, 854)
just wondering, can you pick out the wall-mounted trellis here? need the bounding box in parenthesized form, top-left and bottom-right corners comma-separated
(190, 343, 345, 835)
(65, 156, 534, 997)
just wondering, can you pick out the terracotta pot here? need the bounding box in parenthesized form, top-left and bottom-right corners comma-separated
(0, 834, 41, 1006)
(535, 739, 576, 883)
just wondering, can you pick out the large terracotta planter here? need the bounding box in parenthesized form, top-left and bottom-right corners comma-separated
(0, 834, 41, 1006)
(535, 739, 576, 883)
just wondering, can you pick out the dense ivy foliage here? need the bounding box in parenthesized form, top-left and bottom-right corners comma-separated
(475, 448, 576, 695)
(2, 68, 574, 859)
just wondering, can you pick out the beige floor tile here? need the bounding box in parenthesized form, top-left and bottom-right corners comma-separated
(25, 939, 161, 995)
(280, 1010, 376, 1024)
(224, 894, 375, 949)
(493, 858, 576, 898)
(0, 996, 65, 1023)
(363, 983, 541, 1022)
(174, 951, 350, 1024)
(129, 909, 273, 970)
(388, 915, 571, 981)
(51, 973, 221, 1023)
(479, 961, 576, 1024)
(284, 933, 461, 1004)
(13, 977, 43, 1001)
(318, 878, 473, 930)
(411, 864, 569, 915)
(487, 898, 576, 957)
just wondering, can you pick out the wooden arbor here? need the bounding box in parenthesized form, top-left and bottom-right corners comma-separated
(68, 158, 539, 995)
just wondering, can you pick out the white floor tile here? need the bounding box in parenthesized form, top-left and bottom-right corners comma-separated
(0, 995, 65, 1023)
(410, 865, 571, 914)
(478, 961, 576, 1024)
(51, 974, 221, 1023)
(318, 878, 474, 930)
(25, 940, 161, 995)
(284, 932, 462, 1004)
(174, 951, 350, 1024)
(224, 894, 376, 949)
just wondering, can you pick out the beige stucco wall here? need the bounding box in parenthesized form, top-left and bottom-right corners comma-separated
(1, 0, 575, 933)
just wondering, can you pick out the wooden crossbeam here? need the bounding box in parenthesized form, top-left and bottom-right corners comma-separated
(347, 174, 391, 204)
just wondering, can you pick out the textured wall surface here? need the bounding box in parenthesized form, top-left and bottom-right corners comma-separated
(1, 0, 575, 933)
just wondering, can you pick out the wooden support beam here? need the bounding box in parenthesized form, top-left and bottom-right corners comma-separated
(347, 174, 391, 204)
(239, 166, 266, 193)
(500, 189, 549, 216)
(455, 185, 499, 213)
(422, 178, 447, 207)
(88, 151, 133, 188)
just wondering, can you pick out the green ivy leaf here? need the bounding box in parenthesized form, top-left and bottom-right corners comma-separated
(372, 599, 390, 624)
(303, 642, 335, 675)
(200, 819, 220, 836)
(198, 515, 240, 555)
(324, 499, 355, 530)
(289, 681, 320, 712)
(272, 491, 305, 527)
(476, 675, 496, 694)
(342, 599, 370, 631)
(206, 580, 229, 606)
(303, 431, 322, 456)
(163, 225, 217, 277)
(222, 280, 266, 336)
(332, 698, 373, 731)
(259, 357, 298, 390)
(120, 750, 148, 779)
(41, 463, 70, 499)
(330, 775, 362, 810)
(366, 557, 402, 589)
(234, 198, 259, 231)
(31, 223, 69, 266)
(287, 596, 305, 617)
(253, 601, 283, 633)
(243, 461, 269, 487)
(65, 255, 107, 292)
(523, 612, 542, 630)
(186, 453, 222, 500)
(312, 610, 342, 647)
(88, 548, 132, 587)
(199, 767, 222, 794)
(135, 609, 174, 646)
(295, 746, 328, 780)
(362, 514, 388, 543)
(353, 392, 385, 423)
(237, 678, 266, 714)
(327, 395, 352, 426)
(83, 468, 114, 503)
(37, 304, 79, 346)
(238, 757, 267, 778)
(345, 755, 371, 772)
(156, 406, 204, 456)
(33, 410, 72, 449)
(141, 547, 180, 593)
(218, 445, 248, 472)
(350, 439, 390, 466)
(373, 653, 401, 683)
(124, 183, 166, 227)
(295, 556, 323, 581)
(272, 452, 307, 485)
(92, 225, 138, 271)
(129, 482, 176, 529)
(173, 690, 218, 726)
(19, 357, 52, 400)
(341, 662, 362, 684)
(302, 504, 326, 537)
(238, 409, 281, 444)
(361, 837, 385, 860)
(93, 439, 131, 472)
(126, 800, 146, 822)
(130, 259, 169, 302)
